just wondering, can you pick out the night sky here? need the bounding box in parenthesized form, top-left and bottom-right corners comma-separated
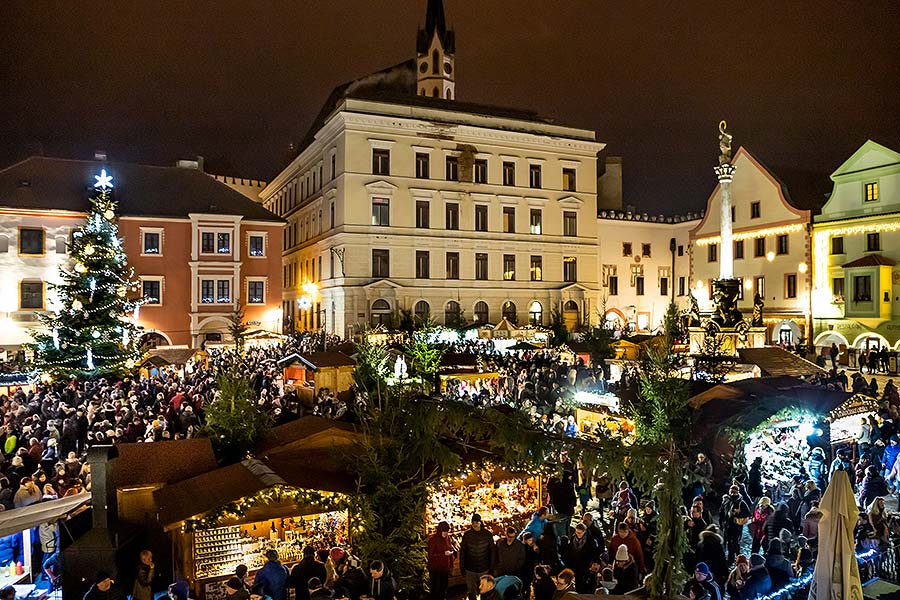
(2, 1, 899, 214)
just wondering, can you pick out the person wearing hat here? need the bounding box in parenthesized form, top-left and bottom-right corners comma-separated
(254, 549, 289, 600)
(13, 476, 41, 508)
(830, 446, 854, 486)
(307, 577, 332, 600)
(695, 525, 727, 589)
(683, 563, 721, 600)
(740, 555, 771, 600)
(725, 555, 749, 599)
(807, 447, 828, 491)
(83, 570, 123, 600)
(749, 497, 772, 555)
(427, 522, 454, 600)
(459, 514, 494, 600)
(610, 545, 639, 595)
(718, 485, 751, 564)
(225, 577, 251, 600)
(289, 546, 325, 600)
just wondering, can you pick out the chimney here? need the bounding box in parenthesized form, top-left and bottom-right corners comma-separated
(175, 159, 201, 170)
(94, 150, 108, 161)
(196, 155, 205, 173)
(88, 445, 119, 529)
(597, 156, 623, 213)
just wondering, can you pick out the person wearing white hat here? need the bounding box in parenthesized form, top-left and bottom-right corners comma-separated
(612, 545, 639, 594)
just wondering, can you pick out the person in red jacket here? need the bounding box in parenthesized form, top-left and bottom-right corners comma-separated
(427, 521, 454, 600)
(607, 522, 645, 574)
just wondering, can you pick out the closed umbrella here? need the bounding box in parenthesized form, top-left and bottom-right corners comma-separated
(808, 469, 862, 600)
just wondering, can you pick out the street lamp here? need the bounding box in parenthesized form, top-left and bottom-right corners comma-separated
(298, 282, 327, 350)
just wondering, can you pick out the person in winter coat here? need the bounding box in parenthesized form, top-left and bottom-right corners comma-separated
(254, 550, 289, 600)
(427, 522, 454, 600)
(132, 550, 155, 600)
(750, 497, 773, 555)
(764, 504, 794, 547)
(725, 555, 750, 599)
(747, 458, 763, 499)
(608, 522, 645, 574)
(521, 507, 549, 540)
(289, 546, 326, 600)
(563, 524, 599, 592)
(802, 502, 823, 544)
(365, 561, 397, 600)
(538, 521, 563, 574)
(551, 569, 578, 600)
(611, 545, 640, 595)
(694, 526, 728, 589)
(860, 465, 891, 508)
(807, 448, 828, 491)
(532, 565, 556, 600)
(739, 555, 771, 600)
(459, 514, 495, 600)
(495, 526, 526, 579)
(682, 563, 722, 600)
(719, 486, 751, 563)
(550, 472, 578, 532)
(798, 481, 821, 524)
(762, 539, 793, 589)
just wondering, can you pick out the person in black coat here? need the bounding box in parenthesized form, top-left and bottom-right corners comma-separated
(739, 555, 771, 600)
(748, 458, 763, 499)
(290, 546, 327, 600)
(365, 561, 397, 600)
(550, 472, 578, 532)
(562, 524, 599, 592)
(694, 526, 728, 589)
(538, 521, 563, 574)
(459, 514, 495, 600)
(764, 504, 794, 544)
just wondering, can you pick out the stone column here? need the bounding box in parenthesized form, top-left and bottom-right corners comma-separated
(714, 161, 737, 280)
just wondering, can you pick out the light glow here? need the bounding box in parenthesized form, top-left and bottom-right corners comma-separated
(766, 251, 775, 262)
(694, 223, 805, 246)
(94, 169, 113, 189)
(798, 262, 808, 273)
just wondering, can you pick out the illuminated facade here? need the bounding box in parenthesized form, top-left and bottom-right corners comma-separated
(812, 140, 900, 354)
(690, 148, 813, 345)
(262, 0, 604, 337)
(0, 157, 283, 355)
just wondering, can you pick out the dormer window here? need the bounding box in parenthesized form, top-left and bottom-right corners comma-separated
(865, 182, 879, 202)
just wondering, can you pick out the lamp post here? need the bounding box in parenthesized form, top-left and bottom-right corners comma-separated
(669, 237, 676, 303)
(298, 282, 327, 351)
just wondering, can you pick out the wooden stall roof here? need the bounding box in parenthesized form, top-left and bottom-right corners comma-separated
(737, 347, 824, 378)
(147, 347, 202, 366)
(255, 416, 359, 457)
(277, 351, 355, 370)
(112, 438, 218, 488)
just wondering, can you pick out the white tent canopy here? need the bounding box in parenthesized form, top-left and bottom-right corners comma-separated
(0, 493, 90, 539)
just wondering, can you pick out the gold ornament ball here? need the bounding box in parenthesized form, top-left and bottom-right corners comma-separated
(84, 245, 95, 256)
(72, 299, 83, 310)
(117, 287, 127, 297)
(74, 263, 87, 273)
(104, 210, 115, 220)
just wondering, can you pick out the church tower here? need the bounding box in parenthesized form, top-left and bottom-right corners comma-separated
(416, 0, 456, 100)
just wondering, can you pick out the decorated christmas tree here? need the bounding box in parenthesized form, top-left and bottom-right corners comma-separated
(32, 169, 143, 377)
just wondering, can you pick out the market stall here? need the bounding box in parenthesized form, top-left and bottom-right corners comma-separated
(139, 347, 207, 379)
(277, 351, 356, 404)
(439, 371, 500, 395)
(574, 391, 635, 445)
(154, 459, 351, 600)
(0, 371, 38, 398)
(827, 394, 880, 449)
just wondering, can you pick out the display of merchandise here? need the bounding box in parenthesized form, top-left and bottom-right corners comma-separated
(194, 526, 243, 579)
(743, 421, 812, 501)
(426, 478, 538, 533)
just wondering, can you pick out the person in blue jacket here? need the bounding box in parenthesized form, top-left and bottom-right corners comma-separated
(882, 436, 900, 491)
(254, 550, 289, 600)
(0, 532, 23, 567)
(521, 507, 549, 540)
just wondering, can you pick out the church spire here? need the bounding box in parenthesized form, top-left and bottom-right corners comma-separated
(416, 0, 456, 100)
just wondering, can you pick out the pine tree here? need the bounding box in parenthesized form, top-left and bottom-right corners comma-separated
(31, 169, 142, 378)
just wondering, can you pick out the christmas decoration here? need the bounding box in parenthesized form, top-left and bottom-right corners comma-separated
(31, 168, 143, 377)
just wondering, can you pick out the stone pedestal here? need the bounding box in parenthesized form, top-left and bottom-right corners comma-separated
(689, 325, 768, 355)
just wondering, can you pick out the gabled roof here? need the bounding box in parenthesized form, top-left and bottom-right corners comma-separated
(277, 351, 355, 370)
(255, 416, 358, 456)
(831, 140, 900, 180)
(841, 254, 897, 269)
(0, 157, 282, 221)
(112, 438, 218, 488)
(736, 347, 824, 378)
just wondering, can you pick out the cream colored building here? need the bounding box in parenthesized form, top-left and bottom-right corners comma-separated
(690, 147, 813, 345)
(812, 140, 900, 355)
(596, 210, 700, 333)
(260, 1, 604, 337)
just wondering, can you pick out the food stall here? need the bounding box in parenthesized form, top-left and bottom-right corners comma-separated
(573, 392, 635, 445)
(0, 371, 39, 398)
(139, 347, 208, 379)
(277, 351, 356, 403)
(827, 394, 880, 449)
(439, 371, 501, 395)
(154, 459, 350, 600)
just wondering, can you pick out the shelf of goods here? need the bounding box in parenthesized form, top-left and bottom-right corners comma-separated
(426, 476, 539, 536)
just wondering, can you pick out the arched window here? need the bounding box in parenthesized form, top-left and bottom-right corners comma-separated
(420, 88, 425, 96)
(474, 301, 489, 323)
(432, 50, 440, 74)
(529, 301, 543, 326)
(414, 300, 430, 323)
(502, 301, 517, 324)
(432, 87, 439, 97)
(0, 234, 8, 253)
(56, 236, 68, 254)
(564, 300, 579, 312)
(371, 299, 392, 327)
(445, 89, 452, 100)
(445, 300, 461, 325)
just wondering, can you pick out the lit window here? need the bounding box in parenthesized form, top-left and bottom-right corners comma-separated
(249, 235, 265, 257)
(530, 256, 542, 281)
(503, 207, 515, 233)
(529, 301, 543, 326)
(503, 255, 516, 280)
(865, 182, 879, 202)
(20, 281, 43, 309)
(562, 168, 576, 192)
(563, 257, 577, 283)
(530, 209, 542, 235)
(248, 281, 265, 304)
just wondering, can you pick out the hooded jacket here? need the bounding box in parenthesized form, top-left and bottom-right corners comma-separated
(367, 568, 397, 600)
(427, 523, 455, 574)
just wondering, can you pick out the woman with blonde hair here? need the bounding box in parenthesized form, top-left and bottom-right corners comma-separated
(750, 497, 772, 555)
(867, 496, 890, 544)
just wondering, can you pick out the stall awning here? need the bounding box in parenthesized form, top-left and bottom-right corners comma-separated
(0, 493, 90, 538)
(737, 347, 824, 378)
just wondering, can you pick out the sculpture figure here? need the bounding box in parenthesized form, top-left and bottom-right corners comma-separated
(688, 293, 702, 327)
(718, 120, 733, 165)
(752, 292, 765, 327)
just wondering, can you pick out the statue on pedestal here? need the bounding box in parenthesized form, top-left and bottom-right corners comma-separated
(710, 279, 743, 328)
(718, 120, 733, 166)
(752, 293, 765, 327)
(688, 294, 701, 327)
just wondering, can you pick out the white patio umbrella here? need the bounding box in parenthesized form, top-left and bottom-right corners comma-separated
(808, 469, 863, 600)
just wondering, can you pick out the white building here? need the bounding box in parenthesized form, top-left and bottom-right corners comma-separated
(690, 147, 813, 345)
(260, 0, 604, 337)
(596, 210, 700, 333)
(812, 140, 900, 356)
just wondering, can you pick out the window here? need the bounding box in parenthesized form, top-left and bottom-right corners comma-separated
(372, 249, 390, 278)
(19, 228, 44, 255)
(142, 280, 161, 305)
(216, 280, 231, 303)
(416, 251, 430, 279)
(776, 234, 789, 255)
(55, 236, 67, 254)
(754, 237, 765, 258)
(445, 156, 459, 181)
(372, 149, 390, 175)
(372, 197, 390, 226)
(865, 182, 879, 202)
(608, 276, 619, 296)
(445, 301, 461, 325)
(751, 202, 761, 219)
(446, 252, 460, 279)
(475, 253, 489, 280)
(529, 164, 542, 188)
(867, 232, 880, 252)
(678, 245, 684, 257)
(707, 243, 718, 262)
(414, 300, 430, 323)
(622, 242, 632, 257)
(474, 159, 488, 184)
(530, 256, 542, 281)
(641, 243, 651, 258)
(529, 301, 543, 326)
(502, 161, 515, 186)
(530, 209, 542, 234)
(563, 211, 577, 237)
(414, 201, 430, 229)
(19, 281, 43, 309)
(475, 205, 488, 232)
(474, 301, 489, 323)
(330, 203, 335, 229)
(331, 154, 336, 180)
(678, 276, 686, 296)
(831, 236, 844, 255)
(754, 276, 765, 298)
(785, 274, 797, 298)
(503, 254, 516, 280)
(833, 277, 845, 299)
(217, 232, 230, 253)
(562, 168, 576, 192)
(854, 275, 872, 302)
(445, 203, 459, 230)
(502, 301, 517, 324)
(415, 153, 430, 179)
(249, 235, 264, 257)
(201, 280, 215, 303)
(563, 257, 577, 283)
(503, 207, 516, 233)
(371, 299, 392, 327)
(636, 276, 645, 296)
(143, 232, 161, 254)
(660, 277, 669, 296)
(734, 240, 744, 260)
